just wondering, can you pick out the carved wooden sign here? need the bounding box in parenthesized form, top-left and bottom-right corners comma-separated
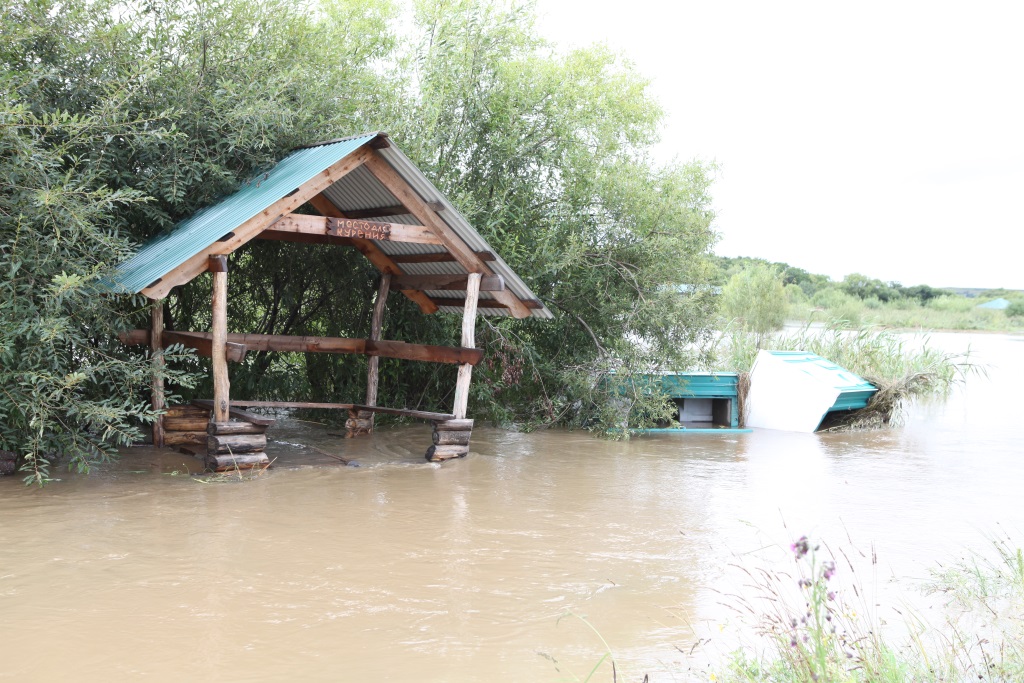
(327, 217, 392, 241)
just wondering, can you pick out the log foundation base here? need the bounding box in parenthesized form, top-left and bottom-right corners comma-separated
(426, 419, 474, 462)
(161, 405, 273, 472)
(345, 410, 374, 438)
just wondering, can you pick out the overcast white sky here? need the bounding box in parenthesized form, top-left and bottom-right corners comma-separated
(535, 1, 1024, 289)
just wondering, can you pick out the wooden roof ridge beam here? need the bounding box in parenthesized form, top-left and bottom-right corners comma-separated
(361, 152, 532, 319)
(306, 194, 438, 315)
(391, 274, 505, 292)
(140, 145, 376, 299)
(269, 213, 442, 245)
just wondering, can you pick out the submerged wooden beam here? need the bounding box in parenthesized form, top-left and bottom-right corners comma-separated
(127, 331, 481, 365)
(349, 404, 456, 422)
(391, 274, 505, 292)
(192, 400, 276, 426)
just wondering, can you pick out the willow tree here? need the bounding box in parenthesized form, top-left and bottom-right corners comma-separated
(1, 0, 720, 480)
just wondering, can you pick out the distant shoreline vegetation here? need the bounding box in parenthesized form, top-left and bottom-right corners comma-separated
(713, 256, 1024, 333)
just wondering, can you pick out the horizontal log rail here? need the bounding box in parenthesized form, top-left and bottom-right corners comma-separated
(191, 400, 276, 426)
(119, 330, 247, 362)
(350, 404, 456, 421)
(122, 331, 483, 365)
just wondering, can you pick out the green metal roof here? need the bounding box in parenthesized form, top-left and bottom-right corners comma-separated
(102, 133, 379, 294)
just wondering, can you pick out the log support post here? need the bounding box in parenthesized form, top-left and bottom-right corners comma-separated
(209, 255, 230, 430)
(362, 274, 391, 434)
(427, 273, 481, 462)
(150, 299, 165, 447)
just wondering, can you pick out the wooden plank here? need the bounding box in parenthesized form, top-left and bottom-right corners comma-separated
(365, 274, 391, 430)
(390, 274, 505, 292)
(192, 400, 276, 426)
(223, 333, 365, 354)
(269, 214, 442, 245)
(363, 152, 532, 318)
(208, 255, 228, 272)
(427, 297, 544, 311)
(350, 404, 456, 421)
(389, 251, 496, 264)
(141, 146, 375, 299)
(221, 401, 355, 410)
(307, 194, 438, 315)
(151, 300, 165, 448)
(211, 269, 229, 423)
(163, 330, 247, 363)
(365, 339, 482, 365)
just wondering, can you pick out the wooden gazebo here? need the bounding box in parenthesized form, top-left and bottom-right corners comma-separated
(107, 132, 551, 469)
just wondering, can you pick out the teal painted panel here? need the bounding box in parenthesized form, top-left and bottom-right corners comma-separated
(659, 372, 739, 398)
(103, 133, 379, 294)
(765, 351, 877, 413)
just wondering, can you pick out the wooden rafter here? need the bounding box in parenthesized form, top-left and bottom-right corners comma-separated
(391, 274, 505, 291)
(362, 152, 532, 318)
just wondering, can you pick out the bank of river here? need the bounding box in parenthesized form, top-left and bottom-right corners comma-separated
(1, 332, 1021, 681)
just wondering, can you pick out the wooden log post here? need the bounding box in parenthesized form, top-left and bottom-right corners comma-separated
(363, 273, 391, 434)
(452, 273, 481, 420)
(150, 299, 165, 447)
(427, 274, 480, 462)
(209, 256, 230, 426)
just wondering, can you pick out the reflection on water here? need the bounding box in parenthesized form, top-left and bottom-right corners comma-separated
(1, 333, 1021, 681)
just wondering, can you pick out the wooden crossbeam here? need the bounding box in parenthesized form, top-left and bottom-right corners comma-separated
(191, 400, 276, 426)
(362, 152, 532, 318)
(270, 214, 441, 245)
(350, 404, 456, 421)
(388, 251, 496, 264)
(121, 329, 247, 362)
(120, 331, 481, 365)
(390, 274, 505, 291)
(428, 297, 545, 311)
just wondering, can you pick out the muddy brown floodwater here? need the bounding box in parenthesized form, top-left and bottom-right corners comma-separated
(2, 332, 1022, 681)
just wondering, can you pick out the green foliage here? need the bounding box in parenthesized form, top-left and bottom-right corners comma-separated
(1007, 300, 1024, 318)
(0, 69, 199, 483)
(719, 264, 788, 344)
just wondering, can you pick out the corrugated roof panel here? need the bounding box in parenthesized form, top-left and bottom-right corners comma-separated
(105, 134, 378, 294)
(103, 131, 551, 319)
